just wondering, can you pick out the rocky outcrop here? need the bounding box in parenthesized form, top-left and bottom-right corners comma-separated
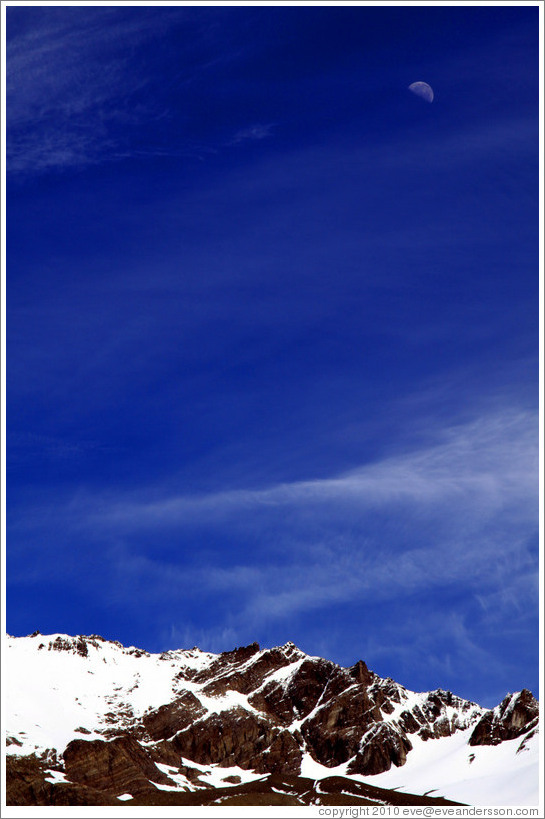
(5, 755, 117, 807)
(348, 723, 413, 775)
(250, 656, 350, 727)
(469, 690, 539, 747)
(251, 728, 303, 775)
(172, 707, 301, 775)
(350, 659, 375, 686)
(196, 644, 299, 697)
(405, 690, 480, 741)
(63, 736, 172, 796)
(48, 635, 88, 657)
(301, 683, 378, 766)
(142, 691, 206, 740)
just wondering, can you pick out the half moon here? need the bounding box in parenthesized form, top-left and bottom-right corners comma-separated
(408, 81, 434, 103)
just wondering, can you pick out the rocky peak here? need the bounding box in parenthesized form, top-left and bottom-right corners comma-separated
(220, 642, 261, 663)
(469, 689, 539, 747)
(350, 659, 375, 686)
(280, 640, 302, 654)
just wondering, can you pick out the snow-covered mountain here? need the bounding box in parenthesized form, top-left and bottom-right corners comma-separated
(4, 632, 539, 807)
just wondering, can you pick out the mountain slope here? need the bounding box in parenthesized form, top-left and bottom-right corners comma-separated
(4, 632, 539, 807)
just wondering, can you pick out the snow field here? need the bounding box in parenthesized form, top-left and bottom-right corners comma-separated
(359, 727, 540, 806)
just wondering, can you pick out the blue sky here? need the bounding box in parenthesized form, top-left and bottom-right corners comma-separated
(6, 3, 540, 708)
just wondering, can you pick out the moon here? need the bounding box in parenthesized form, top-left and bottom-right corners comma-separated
(408, 81, 434, 103)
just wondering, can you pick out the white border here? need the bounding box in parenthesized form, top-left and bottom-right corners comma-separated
(1, 1, 543, 817)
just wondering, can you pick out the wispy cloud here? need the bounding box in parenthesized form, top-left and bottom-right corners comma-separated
(229, 123, 275, 145)
(6, 8, 211, 174)
(6, 9, 278, 175)
(105, 408, 536, 654)
(8, 12, 137, 171)
(161, 623, 240, 654)
(95, 408, 537, 530)
(11, 408, 535, 640)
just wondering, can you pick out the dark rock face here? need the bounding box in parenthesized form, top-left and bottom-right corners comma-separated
(249, 656, 359, 732)
(252, 727, 303, 775)
(469, 690, 539, 747)
(283, 658, 342, 719)
(348, 724, 413, 775)
(6, 755, 118, 807)
(222, 642, 261, 663)
(142, 691, 206, 740)
(350, 659, 375, 686)
(398, 709, 422, 734)
(301, 684, 377, 766)
(63, 736, 172, 796)
(9, 777, 118, 806)
(197, 645, 297, 698)
(173, 707, 301, 775)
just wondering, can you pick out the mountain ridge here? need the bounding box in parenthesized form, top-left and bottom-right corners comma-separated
(5, 631, 539, 807)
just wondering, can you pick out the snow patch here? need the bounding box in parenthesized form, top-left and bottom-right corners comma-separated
(197, 764, 267, 788)
(153, 762, 195, 791)
(254, 658, 305, 692)
(44, 769, 69, 784)
(194, 689, 261, 718)
(300, 752, 350, 779)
